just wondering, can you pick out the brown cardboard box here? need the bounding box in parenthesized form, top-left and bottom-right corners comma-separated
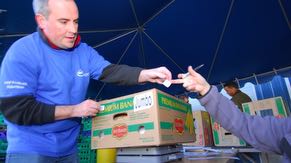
(91, 88, 195, 149)
(211, 117, 246, 147)
(183, 111, 213, 146)
(242, 96, 288, 118)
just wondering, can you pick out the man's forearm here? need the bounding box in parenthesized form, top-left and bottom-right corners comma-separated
(55, 105, 76, 120)
(99, 64, 143, 85)
(0, 95, 55, 125)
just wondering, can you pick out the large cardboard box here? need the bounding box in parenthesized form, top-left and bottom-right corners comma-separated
(211, 117, 246, 147)
(183, 111, 213, 146)
(242, 96, 288, 118)
(91, 89, 195, 149)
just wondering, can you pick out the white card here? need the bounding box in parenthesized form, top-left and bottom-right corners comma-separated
(162, 79, 171, 88)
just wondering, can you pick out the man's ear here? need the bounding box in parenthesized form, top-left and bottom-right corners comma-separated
(35, 14, 46, 29)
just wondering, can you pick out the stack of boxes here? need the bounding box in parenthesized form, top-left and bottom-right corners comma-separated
(88, 87, 288, 161)
(91, 88, 195, 162)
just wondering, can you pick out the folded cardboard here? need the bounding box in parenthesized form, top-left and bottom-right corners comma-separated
(91, 88, 195, 149)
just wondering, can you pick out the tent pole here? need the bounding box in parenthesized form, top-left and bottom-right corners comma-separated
(143, 31, 185, 72)
(207, 0, 236, 80)
(94, 31, 139, 100)
(277, 0, 291, 31)
(93, 29, 137, 48)
(142, 0, 175, 27)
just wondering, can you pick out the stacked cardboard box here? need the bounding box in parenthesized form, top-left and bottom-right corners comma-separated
(210, 117, 246, 146)
(91, 88, 195, 149)
(242, 96, 288, 118)
(183, 111, 213, 146)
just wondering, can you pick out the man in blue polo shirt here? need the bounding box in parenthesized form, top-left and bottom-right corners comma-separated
(0, 0, 172, 162)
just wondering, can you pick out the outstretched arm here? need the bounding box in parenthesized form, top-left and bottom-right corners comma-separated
(171, 65, 290, 154)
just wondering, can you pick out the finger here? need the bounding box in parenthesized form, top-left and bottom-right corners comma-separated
(188, 66, 199, 76)
(177, 73, 184, 79)
(88, 108, 99, 115)
(159, 67, 173, 80)
(171, 79, 184, 84)
(154, 72, 167, 80)
(186, 85, 196, 92)
(156, 79, 164, 84)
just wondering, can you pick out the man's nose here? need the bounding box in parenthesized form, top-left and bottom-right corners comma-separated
(68, 22, 78, 34)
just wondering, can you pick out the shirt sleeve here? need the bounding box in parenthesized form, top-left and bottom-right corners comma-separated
(0, 40, 38, 98)
(199, 86, 290, 154)
(87, 46, 111, 80)
(0, 40, 56, 125)
(99, 64, 143, 85)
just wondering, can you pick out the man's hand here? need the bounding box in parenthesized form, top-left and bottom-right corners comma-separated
(171, 66, 211, 96)
(55, 99, 101, 120)
(72, 99, 101, 117)
(138, 66, 172, 84)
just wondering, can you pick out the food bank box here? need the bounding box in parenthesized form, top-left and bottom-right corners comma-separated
(242, 97, 288, 118)
(91, 88, 195, 149)
(183, 111, 213, 146)
(211, 117, 246, 147)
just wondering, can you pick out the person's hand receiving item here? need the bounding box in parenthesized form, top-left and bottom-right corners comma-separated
(171, 66, 211, 96)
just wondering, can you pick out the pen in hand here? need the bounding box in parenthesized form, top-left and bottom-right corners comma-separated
(182, 64, 204, 78)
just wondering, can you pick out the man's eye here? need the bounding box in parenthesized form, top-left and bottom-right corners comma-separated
(60, 21, 67, 24)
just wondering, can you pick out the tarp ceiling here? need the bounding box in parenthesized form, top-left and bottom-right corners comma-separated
(0, 0, 290, 100)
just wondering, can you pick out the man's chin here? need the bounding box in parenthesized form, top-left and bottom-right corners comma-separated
(61, 44, 74, 49)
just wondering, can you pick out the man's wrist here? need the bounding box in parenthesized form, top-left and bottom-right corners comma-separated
(200, 84, 211, 96)
(55, 105, 76, 120)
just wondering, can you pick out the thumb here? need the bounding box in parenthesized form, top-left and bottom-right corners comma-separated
(188, 66, 199, 76)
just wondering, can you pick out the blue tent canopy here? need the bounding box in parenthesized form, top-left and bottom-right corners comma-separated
(0, 0, 290, 100)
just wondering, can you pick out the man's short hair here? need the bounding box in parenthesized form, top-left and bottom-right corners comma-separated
(32, 0, 50, 18)
(223, 81, 239, 89)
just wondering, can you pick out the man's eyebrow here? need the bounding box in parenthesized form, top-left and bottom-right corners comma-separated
(57, 18, 70, 21)
(57, 18, 79, 22)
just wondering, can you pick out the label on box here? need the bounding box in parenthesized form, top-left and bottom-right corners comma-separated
(133, 91, 154, 112)
(112, 123, 128, 139)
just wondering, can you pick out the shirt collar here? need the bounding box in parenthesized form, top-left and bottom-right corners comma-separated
(38, 28, 81, 50)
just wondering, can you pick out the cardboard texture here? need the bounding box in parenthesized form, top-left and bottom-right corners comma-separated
(183, 111, 213, 146)
(211, 117, 246, 147)
(242, 96, 288, 118)
(91, 89, 195, 149)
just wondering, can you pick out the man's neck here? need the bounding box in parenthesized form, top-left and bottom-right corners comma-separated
(37, 28, 81, 50)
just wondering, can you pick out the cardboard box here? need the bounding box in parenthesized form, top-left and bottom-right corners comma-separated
(183, 111, 213, 146)
(242, 96, 288, 118)
(91, 89, 195, 149)
(211, 117, 246, 147)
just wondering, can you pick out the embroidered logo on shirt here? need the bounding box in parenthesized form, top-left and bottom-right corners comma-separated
(76, 69, 89, 77)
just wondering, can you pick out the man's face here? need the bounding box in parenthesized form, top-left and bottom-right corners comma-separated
(41, 0, 79, 49)
(224, 86, 237, 97)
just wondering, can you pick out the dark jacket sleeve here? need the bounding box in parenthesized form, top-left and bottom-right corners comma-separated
(0, 95, 55, 125)
(99, 64, 143, 85)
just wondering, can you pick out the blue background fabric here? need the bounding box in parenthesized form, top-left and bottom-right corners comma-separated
(0, 0, 290, 100)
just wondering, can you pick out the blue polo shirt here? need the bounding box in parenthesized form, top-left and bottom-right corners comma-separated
(0, 32, 110, 156)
